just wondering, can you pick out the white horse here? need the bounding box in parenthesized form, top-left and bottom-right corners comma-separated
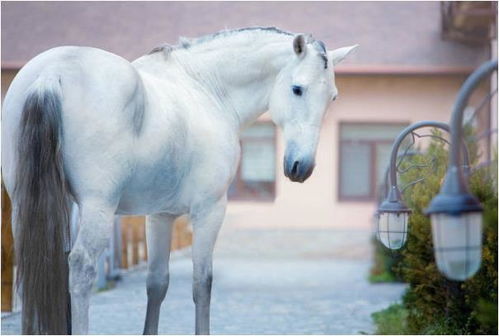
(2, 27, 357, 335)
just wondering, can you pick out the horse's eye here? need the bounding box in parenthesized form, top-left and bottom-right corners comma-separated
(292, 85, 303, 96)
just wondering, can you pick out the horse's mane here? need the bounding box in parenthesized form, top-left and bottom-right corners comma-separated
(148, 26, 327, 68)
(149, 27, 293, 56)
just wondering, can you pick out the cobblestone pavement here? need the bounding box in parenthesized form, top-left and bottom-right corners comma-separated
(2, 228, 406, 334)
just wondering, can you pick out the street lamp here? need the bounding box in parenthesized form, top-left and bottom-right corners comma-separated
(377, 120, 461, 250)
(375, 60, 496, 281)
(375, 151, 418, 249)
(377, 185, 411, 250)
(425, 60, 497, 281)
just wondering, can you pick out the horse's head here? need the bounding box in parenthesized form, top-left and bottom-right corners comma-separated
(269, 34, 357, 183)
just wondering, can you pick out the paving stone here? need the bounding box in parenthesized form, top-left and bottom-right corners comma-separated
(1, 229, 406, 335)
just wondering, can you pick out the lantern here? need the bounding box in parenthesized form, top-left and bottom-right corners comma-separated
(376, 186, 411, 250)
(425, 167, 483, 280)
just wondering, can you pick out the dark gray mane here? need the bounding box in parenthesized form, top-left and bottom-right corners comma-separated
(313, 40, 328, 69)
(148, 26, 328, 67)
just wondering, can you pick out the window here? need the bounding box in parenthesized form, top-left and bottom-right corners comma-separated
(228, 122, 276, 201)
(338, 122, 408, 201)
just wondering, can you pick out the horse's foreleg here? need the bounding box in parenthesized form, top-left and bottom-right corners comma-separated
(143, 213, 175, 335)
(68, 201, 115, 334)
(191, 199, 226, 335)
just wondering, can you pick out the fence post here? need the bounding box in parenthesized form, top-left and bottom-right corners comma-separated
(121, 218, 129, 269)
(110, 217, 121, 279)
(131, 219, 140, 266)
(142, 221, 148, 261)
(1, 184, 13, 312)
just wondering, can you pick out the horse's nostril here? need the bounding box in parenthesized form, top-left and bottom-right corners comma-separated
(291, 161, 299, 176)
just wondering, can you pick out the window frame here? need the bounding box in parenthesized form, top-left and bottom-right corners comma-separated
(229, 121, 277, 202)
(337, 121, 409, 202)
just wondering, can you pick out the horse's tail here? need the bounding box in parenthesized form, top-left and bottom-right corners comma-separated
(14, 75, 71, 334)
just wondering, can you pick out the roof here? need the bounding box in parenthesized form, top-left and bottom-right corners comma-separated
(1, 1, 491, 72)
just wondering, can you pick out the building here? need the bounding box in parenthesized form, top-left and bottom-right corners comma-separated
(1, 1, 496, 234)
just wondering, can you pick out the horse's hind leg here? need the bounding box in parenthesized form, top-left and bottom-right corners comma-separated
(68, 200, 115, 334)
(143, 213, 175, 335)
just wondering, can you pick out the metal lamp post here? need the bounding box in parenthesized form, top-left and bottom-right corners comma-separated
(424, 59, 498, 281)
(376, 121, 466, 250)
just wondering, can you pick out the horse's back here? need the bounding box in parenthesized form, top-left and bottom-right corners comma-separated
(2, 46, 145, 201)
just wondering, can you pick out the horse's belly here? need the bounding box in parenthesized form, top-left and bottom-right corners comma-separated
(116, 192, 188, 216)
(115, 155, 192, 216)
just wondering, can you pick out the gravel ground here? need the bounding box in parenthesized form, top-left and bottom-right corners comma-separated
(1, 228, 406, 335)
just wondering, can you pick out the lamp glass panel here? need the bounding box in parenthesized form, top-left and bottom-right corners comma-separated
(431, 212, 482, 281)
(377, 212, 408, 250)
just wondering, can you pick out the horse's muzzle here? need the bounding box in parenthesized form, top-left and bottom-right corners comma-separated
(283, 157, 315, 183)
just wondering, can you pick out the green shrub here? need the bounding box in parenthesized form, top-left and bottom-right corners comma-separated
(369, 237, 404, 283)
(372, 303, 409, 334)
(396, 138, 457, 333)
(460, 165, 498, 334)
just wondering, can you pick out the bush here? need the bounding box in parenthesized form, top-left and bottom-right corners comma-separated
(372, 303, 409, 334)
(460, 165, 498, 334)
(369, 237, 403, 283)
(371, 131, 497, 334)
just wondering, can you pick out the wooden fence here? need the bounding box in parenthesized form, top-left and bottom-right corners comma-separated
(0, 185, 193, 311)
(2, 184, 14, 312)
(120, 215, 192, 269)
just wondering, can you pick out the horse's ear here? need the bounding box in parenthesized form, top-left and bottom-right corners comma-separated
(293, 34, 307, 58)
(328, 44, 359, 66)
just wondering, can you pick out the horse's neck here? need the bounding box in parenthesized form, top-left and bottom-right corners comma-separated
(135, 34, 294, 129)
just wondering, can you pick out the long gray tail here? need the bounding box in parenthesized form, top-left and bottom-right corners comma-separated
(14, 77, 71, 334)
